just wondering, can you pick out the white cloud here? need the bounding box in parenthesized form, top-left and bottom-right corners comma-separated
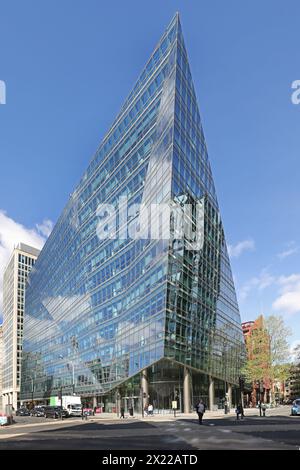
(277, 241, 299, 260)
(272, 274, 300, 316)
(239, 268, 276, 301)
(228, 239, 255, 258)
(0, 210, 53, 319)
(36, 219, 54, 238)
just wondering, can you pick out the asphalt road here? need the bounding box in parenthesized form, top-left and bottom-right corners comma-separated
(0, 407, 299, 450)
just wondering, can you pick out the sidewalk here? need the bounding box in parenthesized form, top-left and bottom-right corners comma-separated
(93, 410, 231, 421)
(92, 406, 289, 422)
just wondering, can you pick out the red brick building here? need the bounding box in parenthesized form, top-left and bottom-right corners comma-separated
(242, 316, 271, 406)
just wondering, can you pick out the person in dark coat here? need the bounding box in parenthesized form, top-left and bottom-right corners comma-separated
(258, 401, 262, 417)
(195, 400, 205, 425)
(235, 403, 244, 420)
(120, 406, 125, 418)
(81, 405, 87, 420)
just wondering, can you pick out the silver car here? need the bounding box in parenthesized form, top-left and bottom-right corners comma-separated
(291, 398, 300, 416)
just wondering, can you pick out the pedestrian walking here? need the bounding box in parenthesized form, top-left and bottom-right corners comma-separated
(258, 401, 262, 417)
(224, 398, 229, 415)
(81, 405, 88, 420)
(195, 400, 205, 425)
(235, 403, 244, 420)
(120, 406, 125, 419)
(147, 403, 153, 416)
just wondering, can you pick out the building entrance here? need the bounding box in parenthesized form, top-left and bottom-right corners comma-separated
(122, 395, 141, 415)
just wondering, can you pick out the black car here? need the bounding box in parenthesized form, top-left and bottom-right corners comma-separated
(44, 406, 68, 419)
(16, 407, 30, 416)
(30, 406, 46, 417)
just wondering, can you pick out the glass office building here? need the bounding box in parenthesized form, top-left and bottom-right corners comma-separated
(21, 14, 245, 412)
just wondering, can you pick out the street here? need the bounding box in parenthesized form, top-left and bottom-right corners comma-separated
(0, 406, 299, 450)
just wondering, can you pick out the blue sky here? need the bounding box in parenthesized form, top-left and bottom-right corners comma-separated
(0, 0, 299, 350)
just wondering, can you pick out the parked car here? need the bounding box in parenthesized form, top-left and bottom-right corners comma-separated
(291, 399, 300, 416)
(30, 406, 46, 417)
(44, 406, 68, 419)
(16, 407, 30, 416)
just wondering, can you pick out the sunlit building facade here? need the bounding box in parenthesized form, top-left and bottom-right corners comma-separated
(21, 14, 245, 412)
(2, 243, 40, 410)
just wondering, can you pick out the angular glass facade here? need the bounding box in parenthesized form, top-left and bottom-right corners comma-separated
(21, 14, 245, 408)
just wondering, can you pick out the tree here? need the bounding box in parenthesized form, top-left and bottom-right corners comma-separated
(242, 315, 292, 403)
(242, 318, 270, 385)
(264, 315, 292, 384)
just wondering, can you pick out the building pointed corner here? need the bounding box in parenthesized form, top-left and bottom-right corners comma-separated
(166, 11, 182, 39)
(174, 11, 180, 23)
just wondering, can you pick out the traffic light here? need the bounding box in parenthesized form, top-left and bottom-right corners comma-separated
(143, 392, 147, 398)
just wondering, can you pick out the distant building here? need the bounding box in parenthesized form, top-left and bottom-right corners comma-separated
(2, 243, 40, 410)
(285, 364, 300, 401)
(0, 325, 3, 412)
(242, 316, 271, 405)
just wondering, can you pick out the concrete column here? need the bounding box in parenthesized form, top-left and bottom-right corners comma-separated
(93, 396, 97, 409)
(183, 366, 191, 413)
(141, 368, 149, 407)
(209, 376, 215, 411)
(227, 383, 232, 409)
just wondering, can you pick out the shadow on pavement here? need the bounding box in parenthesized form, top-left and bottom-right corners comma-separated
(181, 415, 299, 428)
(38, 420, 157, 434)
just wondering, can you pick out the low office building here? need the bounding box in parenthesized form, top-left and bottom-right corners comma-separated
(2, 243, 40, 410)
(285, 365, 300, 401)
(21, 14, 245, 413)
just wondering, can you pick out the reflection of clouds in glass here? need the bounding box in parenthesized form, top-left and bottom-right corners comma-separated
(42, 293, 90, 325)
(115, 318, 163, 348)
(69, 190, 80, 230)
(25, 293, 106, 390)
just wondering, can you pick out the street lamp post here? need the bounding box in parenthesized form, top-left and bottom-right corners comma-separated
(31, 377, 34, 404)
(59, 355, 76, 395)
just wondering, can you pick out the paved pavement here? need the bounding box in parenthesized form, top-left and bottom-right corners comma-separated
(0, 406, 299, 450)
